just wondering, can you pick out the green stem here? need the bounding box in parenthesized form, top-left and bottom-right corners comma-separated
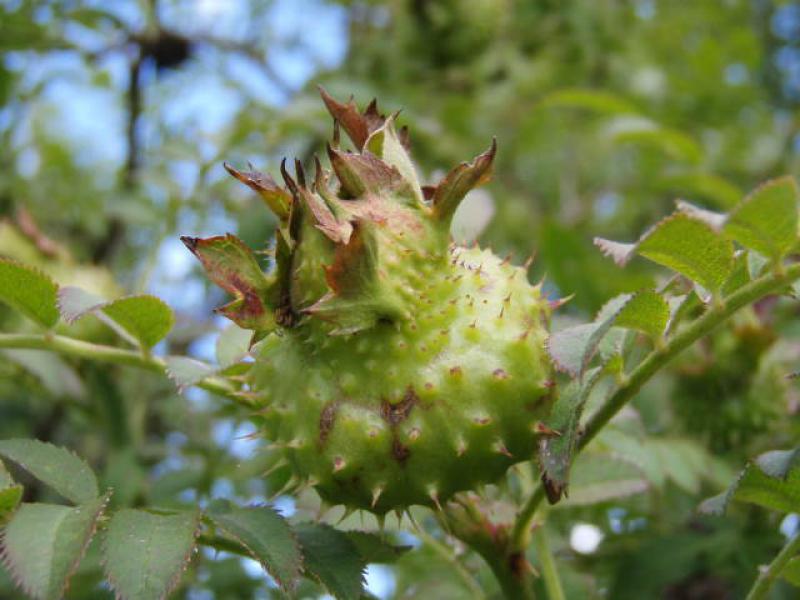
(532, 523, 565, 600)
(511, 262, 800, 551)
(746, 533, 800, 600)
(0, 333, 240, 402)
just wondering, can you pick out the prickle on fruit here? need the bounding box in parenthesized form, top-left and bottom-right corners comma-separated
(182, 88, 555, 513)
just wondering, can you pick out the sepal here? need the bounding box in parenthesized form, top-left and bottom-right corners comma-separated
(431, 139, 497, 223)
(224, 162, 291, 220)
(181, 234, 277, 332)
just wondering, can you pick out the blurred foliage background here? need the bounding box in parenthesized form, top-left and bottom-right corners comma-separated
(1, 0, 800, 598)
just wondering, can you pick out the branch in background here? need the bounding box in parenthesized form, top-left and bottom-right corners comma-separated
(0, 333, 239, 403)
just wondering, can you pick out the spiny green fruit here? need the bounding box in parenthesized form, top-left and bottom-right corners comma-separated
(182, 89, 555, 513)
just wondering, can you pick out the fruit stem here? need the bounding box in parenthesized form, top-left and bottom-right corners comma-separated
(532, 520, 565, 600)
(511, 261, 800, 552)
(0, 333, 240, 402)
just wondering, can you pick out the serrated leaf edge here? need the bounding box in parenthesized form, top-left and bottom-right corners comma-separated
(102, 509, 201, 600)
(206, 503, 303, 591)
(57, 288, 174, 348)
(297, 522, 367, 600)
(0, 439, 99, 505)
(0, 491, 111, 600)
(0, 257, 60, 328)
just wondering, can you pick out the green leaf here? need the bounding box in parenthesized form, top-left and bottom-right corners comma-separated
(547, 290, 668, 376)
(699, 448, 800, 515)
(547, 323, 606, 377)
(181, 234, 276, 331)
(294, 522, 365, 600)
(2, 350, 86, 398)
(344, 531, 411, 564)
(206, 499, 301, 590)
(0, 464, 22, 524)
(536, 88, 639, 115)
(164, 356, 216, 391)
(0, 259, 59, 328)
(1, 495, 109, 600)
(595, 212, 734, 295)
(58, 287, 173, 348)
(101, 296, 174, 348)
(215, 324, 252, 368)
(0, 462, 12, 489)
(560, 454, 648, 507)
(782, 556, 800, 587)
(538, 367, 604, 504)
(609, 124, 702, 164)
(658, 172, 742, 208)
(103, 509, 199, 600)
(0, 485, 23, 524)
(0, 439, 98, 505)
(613, 290, 670, 339)
(724, 177, 799, 262)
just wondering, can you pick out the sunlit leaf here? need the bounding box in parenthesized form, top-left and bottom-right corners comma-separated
(724, 176, 799, 262)
(58, 287, 173, 348)
(0, 259, 59, 328)
(595, 212, 734, 295)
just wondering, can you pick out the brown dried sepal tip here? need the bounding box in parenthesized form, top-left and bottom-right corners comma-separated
(318, 85, 409, 151)
(180, 234, 275, 331)
(223, 162, 292, 220)
(430, 138, 497, 222)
